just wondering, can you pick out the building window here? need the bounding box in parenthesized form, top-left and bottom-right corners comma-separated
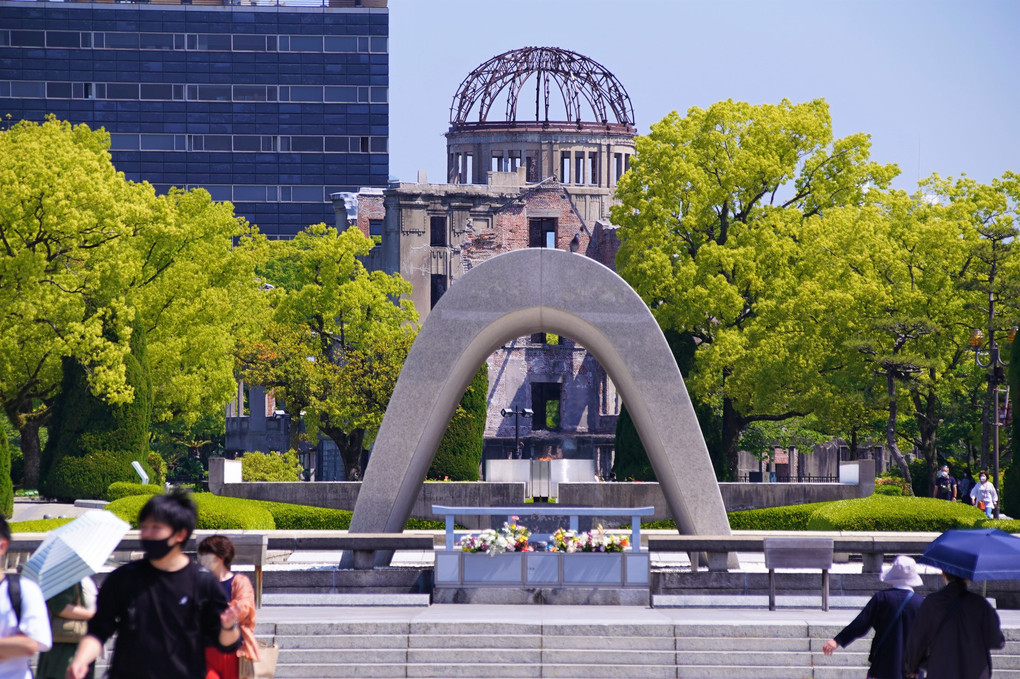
(528, 218, 556, 248)
(430, 274, 447, 309)
(369, 219, 383, 237)
(526, 155, 538, 182)
(531, 382, 561, 431)
(430, 216, 447, 247)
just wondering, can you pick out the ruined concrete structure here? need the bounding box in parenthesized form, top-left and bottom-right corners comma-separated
(334, 47, 636, 474)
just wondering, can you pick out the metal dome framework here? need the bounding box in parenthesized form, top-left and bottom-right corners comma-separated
(449, 46, 635, 129)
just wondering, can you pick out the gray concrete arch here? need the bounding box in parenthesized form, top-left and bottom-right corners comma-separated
(349, 248, 732, 559)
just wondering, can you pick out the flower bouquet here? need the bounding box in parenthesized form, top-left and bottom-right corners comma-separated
(552, 525, 630, 553)
(458, 516, 532, 556)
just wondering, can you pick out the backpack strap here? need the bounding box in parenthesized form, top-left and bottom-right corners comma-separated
(6, 574, 22, 626)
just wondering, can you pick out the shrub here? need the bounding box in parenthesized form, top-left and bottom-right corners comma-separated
(10, 518, 74, 532)
(241, 450, 302, 482)
(106, 482, 164, 501)
(43, 450, 137, 501)
(41, 324, 152, 499)
(873, 483, 904, 496)
(728, 502, 832, 530)
(805, 495, 986, 532)
(195, 494, 274, 530)
(147, 452, 168, 486)
(428, 364, 487, 481)
(977, 518, 1020, 533)
(255, 501, 351, 530)
(0, 422, 12, 517)
(106, 492, 276, 530)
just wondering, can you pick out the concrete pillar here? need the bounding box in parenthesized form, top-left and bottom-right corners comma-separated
(209, 457, 243, 494)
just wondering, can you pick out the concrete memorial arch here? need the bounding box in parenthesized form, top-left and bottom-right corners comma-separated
(348, 248, 732, 564)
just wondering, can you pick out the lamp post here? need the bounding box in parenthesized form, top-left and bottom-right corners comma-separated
(969, 323, 1017, 519)
(500, 407, 533, 459)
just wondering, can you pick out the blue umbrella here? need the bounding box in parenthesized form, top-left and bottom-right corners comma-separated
(917, 528, 1020, 582)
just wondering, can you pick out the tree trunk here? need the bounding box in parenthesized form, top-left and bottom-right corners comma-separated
(321, 426, 365, 481)
(721, 397, 742, 481)
(20, 419, 43, 490)
(912, 385, 939, 497)
(886, 371, 913, 491)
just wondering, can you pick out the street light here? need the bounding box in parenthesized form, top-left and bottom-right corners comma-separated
(500, 406, 534, 459)
(970, 324, 1017, 519)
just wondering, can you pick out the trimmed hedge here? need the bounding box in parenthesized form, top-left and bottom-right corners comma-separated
(428, 364, 487, 481)
(44, 450, 137, 502)
(728, 502, 833, 531)
(106, 493, 275, 530)
(805, 495, 986, 532)
(10, 518, 75, 532)
(106, 482, 165, 501)
(254, 501, 350, 530)
(978, 518, 1020, 533)
(242, 450, 302, 482)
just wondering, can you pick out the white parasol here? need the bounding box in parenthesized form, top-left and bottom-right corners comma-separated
(21, 510, 131, 600)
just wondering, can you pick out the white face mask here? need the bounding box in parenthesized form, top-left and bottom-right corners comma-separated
(980, 476, 987, 483)
(198, 554, 219, 570)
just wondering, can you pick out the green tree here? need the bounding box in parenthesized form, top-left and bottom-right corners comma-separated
(241, 450, 303, 482)
(0, 117, 141, 488)
(236, 224, 418, 480)
(428, 363, 488, 481)
(40, 321, 152, 500)
(0, 416, 13, 517)
(1004, 316, 1020, 516)
(611, 99, 898, 477)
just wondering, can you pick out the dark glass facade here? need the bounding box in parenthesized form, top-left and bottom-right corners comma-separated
(0, 1, 388, 238)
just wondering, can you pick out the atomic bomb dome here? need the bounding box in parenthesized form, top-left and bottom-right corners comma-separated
(445, 47, 636, 187)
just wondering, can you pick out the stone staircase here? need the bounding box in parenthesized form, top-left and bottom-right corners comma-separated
(256, 619, 1020, 679)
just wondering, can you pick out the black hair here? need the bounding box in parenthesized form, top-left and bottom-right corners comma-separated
(944, 571, 967, 585)
(138, 487, 197, 540)
(0, 515, 9, 545)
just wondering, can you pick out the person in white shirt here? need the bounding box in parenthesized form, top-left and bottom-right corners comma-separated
(969, 471, 999, 519)
(0, 515, 52, 679)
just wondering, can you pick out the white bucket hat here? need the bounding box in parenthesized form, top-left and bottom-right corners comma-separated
(880, 555, 923, 587)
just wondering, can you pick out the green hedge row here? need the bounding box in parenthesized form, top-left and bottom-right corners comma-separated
(106, 482, 164, 501)
(805, 495, 986, 531)
(727, 501, 832, 530)
(104, 492, 441, 531)
(10, 518, 75, 532)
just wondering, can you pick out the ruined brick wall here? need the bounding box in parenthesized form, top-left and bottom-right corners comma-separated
(355, 193, 385, 239)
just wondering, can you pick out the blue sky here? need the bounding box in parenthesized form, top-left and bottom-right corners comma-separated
(388, 0, 1020, 192)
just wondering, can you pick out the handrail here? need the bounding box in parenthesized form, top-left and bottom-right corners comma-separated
(431, 505, 655, 552)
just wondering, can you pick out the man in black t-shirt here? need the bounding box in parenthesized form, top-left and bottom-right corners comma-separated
(66, 490, 241, 679)
(932, 465, 958, 502)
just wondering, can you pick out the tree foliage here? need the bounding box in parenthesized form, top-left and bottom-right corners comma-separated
(236, 223, 418, 480)
(0, 117, 266, 490)
(612, 99, 898, 476)
(241, 450, 303, 482)
(428, 363, 488, 481)
(0, 417, 12, 517)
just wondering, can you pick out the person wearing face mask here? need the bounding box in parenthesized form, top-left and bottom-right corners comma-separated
(969, 471, 999, 519)
(932, 465, 958, 502)
(66, 489, 241, 679)
(197, 536, 258, 679)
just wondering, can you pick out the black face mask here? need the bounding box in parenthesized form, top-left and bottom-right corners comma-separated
(141, 537, 176, 561)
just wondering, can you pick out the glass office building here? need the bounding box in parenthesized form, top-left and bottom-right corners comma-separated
(0, 0, 388, 238)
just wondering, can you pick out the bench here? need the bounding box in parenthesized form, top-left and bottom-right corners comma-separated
(647, 534, 940, 574)
(763, 537, 834, 611)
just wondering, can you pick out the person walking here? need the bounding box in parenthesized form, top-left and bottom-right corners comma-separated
(36, 579, 95, 679)
(932, 466, 958, 502)
(0, 515, 51, 679)
(904, 570, 1005, 679)
(823, 555, 924, 679)
(969, 472, 999, 519)
(198, 536, 259, 679)
(66, 489, 241, 679)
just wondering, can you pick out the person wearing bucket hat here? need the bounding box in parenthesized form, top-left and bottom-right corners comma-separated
(822, 555, 924, 679)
